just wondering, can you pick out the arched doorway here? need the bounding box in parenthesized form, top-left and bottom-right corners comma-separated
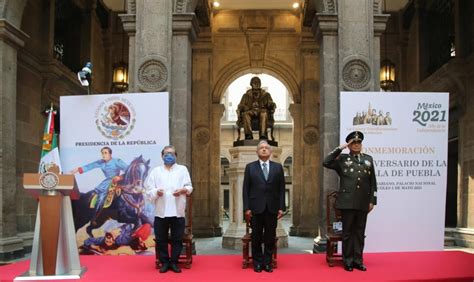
(190, 7, 320, 238)
(219, 73, 294, 234)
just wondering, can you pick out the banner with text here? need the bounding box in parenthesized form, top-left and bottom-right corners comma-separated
(60, 93, 169, 255)
(340, 91, 449, 252)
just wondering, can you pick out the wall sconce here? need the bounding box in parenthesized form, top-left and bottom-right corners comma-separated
(111, 61, 128, 92)
(380, 59, 396, 91)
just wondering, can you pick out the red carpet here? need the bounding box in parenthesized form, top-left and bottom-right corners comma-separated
(1, 251, 473, 281)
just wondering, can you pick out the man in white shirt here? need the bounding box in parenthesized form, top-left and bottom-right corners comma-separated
(145, 145, 193, 273)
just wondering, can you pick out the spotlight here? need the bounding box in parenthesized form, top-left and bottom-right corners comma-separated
(77, 62, 93, 87)
(213, 1, 220, 8)
(292, 2, 300, 9)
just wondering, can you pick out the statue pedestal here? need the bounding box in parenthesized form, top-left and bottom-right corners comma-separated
(222, 146, 288, 249)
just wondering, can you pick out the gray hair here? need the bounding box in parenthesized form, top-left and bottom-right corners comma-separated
(257, 140, 272, 150)
(161, 145, 177, 156)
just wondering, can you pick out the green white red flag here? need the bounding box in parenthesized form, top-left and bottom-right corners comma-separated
(39, 104, 62, 174)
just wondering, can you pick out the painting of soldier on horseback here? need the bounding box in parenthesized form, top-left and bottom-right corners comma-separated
(60, 93, 170, 256)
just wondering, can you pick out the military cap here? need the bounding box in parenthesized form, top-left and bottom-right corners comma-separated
(345, 131, 364, 143)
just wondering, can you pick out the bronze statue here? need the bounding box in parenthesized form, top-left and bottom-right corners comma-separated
(236, 77, 276, 140)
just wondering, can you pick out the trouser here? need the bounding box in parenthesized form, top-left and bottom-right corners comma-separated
(154, 216, 185, 264)
(251, 208, 277, 266)
(341, 209, 368, 266)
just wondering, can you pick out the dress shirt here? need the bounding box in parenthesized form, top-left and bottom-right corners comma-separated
(145, 164, 193, 218)
(259, 160, 270, 171)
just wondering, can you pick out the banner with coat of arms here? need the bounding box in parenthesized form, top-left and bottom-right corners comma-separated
(60, 93, 169, 255)
(340, 91, 449, 252)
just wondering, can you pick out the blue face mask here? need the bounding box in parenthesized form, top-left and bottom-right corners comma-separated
(163, 153, 176, 166)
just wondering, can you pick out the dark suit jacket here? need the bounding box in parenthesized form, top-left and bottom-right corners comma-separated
(323, 147, 377, 211)
(243, 160, 286, 214)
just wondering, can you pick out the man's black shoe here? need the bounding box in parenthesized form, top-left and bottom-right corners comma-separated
(253, 265, 262, 273)
(353, 263, 367, 271)
(170, 263, 182, 273)
(245, 134, 253, 140)
(264, 264, 273, 273)
(159, 263, 169, 273)
(343, 264, 353, 272)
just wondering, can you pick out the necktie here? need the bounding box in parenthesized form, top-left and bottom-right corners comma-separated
(262, 162, 269, 181)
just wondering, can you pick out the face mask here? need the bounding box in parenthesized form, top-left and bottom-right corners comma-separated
(163, 153, 176, 166)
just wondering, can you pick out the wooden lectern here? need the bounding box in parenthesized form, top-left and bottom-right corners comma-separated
(15, 172, 86, 280)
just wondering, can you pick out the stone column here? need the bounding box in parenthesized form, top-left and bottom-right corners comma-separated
(222, 147, 255, 249)
(171, 13, 199, 168)
(313, 12, 338, 247)
(191, 35, 223, 236)
(119, 10, 136, 90)
(313, 0, 388, 250)
(223, 146, 288, 249)
(289, 104, 303, 236)
(374, 14, 390, 90)
(0, 19, 29, 262)
(131, 0, 172, 93)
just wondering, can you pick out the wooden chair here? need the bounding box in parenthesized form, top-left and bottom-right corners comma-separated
(241, 215, 278, 269)
(326, 191, 343, 267)
(154, 195, 193, 269)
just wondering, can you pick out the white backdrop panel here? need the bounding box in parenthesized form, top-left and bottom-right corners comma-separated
(340, 91, 449, 252)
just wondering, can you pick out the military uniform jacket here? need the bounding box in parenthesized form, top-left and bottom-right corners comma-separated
(323, 148, 377, 211)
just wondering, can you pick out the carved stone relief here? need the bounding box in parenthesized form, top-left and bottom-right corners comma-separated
(137, 59, 168, 91)
(194, 126, 210, 145)
(342, 59, 371, 90)
(303, 126, 320, 145)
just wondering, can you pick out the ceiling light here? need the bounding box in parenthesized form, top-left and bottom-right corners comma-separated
(292, 2, 300, 9)
(213, 1, 220, 8)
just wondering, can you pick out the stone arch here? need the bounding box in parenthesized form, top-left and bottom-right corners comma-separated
(0, 0, 28, 27)
(280, 149, 293, 165)
(211, 57, 300, 104)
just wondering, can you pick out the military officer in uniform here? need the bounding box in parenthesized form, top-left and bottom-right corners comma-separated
(323, 131, 377, 272)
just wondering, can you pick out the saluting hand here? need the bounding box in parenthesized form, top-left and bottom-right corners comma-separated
(368, 203, 375, 213)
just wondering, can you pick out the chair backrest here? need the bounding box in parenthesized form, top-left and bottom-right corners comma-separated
(185, 195, 192, 235)
(326, 191, 342, 234)
(245, 214, 251, 235)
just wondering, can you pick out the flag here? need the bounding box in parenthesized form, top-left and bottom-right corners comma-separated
(39, 104, 62, 174)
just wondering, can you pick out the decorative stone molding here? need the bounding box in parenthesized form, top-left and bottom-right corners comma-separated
(342, 59, 371, 90)
(128, 0, 136, 14)
(373, 0, 383, 14)
(193, 126, 210, 146)
(174, 0, 187, 13)
(317, 0, 337, 14)
(303, 126, 319, 145)
(137, 59, 168, 92)
(0, 19, 29, 48)
(173, 13, 200, 43)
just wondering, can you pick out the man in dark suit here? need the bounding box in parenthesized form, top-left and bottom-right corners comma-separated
(323, 131, 377, 272)
(243, 140, 286, 273)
